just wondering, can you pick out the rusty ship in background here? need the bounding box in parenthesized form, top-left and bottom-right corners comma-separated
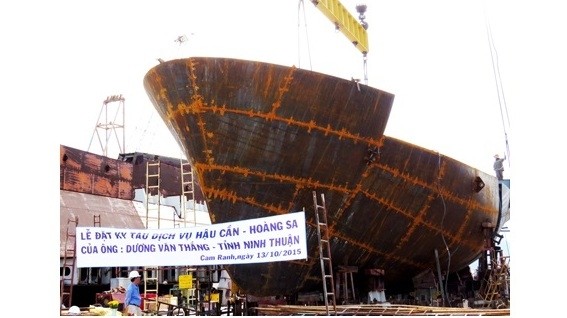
(143, 57, 510, 298)
(60, 144, 213, 308)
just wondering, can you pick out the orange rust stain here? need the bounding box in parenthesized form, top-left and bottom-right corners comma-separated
(202, 186, 287, 215)
(62, 159, 81, 171)
(118, 164, 133, 180)
(168, 103, 385, 148)
(269, 66, 295, 116)
(452, 198, 482, 249)
(373, 161, 492, 214)
(83, 154, 104, 172)
(205, 186, 240, 204)
(434, 192, 481, 249)
(62, 170, 82, 192)
(202, 183, 424, 269)
(150, 65, 488, 265)
(195, 163, 349, 193)
(359, 188, 479, 252)
(195, 161, 481, 252)
(393, 157, 445, 249)
(321, 138, 381, 226)
(75, 172, 93, 193)
(286, 186, 304, 216)
(196, 173, 471, 269)
(60, 148, 82, 170)
(260, 66, 274, 101)
(180, 57, 214, 166)
(93, 176, 114, 197)
(328, 227, 424, 268)
(118, 180, 134, 200)
(396, 193, 434, 249)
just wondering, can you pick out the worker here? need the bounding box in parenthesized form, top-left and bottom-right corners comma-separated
(493, 154, 506, 180)
(124, 270, 143, 316)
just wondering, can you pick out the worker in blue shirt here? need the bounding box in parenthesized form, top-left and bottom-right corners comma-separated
(124, 270, 143, 315)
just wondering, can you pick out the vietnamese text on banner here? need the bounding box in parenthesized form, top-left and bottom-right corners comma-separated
(75, 211, 307, 268)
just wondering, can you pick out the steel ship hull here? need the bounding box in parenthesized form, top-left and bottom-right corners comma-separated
(143, 57, 501, 296)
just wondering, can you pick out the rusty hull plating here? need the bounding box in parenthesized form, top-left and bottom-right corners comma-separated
(143, 57, 501, 296)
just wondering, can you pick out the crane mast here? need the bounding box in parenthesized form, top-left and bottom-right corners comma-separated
(310, 0, 369, 54)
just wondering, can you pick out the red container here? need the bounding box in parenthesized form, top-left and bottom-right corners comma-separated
(142, 293, 157, 309)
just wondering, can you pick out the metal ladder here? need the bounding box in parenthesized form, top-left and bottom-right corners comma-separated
(88, 215, 102, 284)
(145, 160, 161, 229)
(180, 158, 197, 227)
(180, 159, 199, 312)
(313, 191, 337, 315)
(60, 213, 78, 313)
(143, 267, 160, 313)
(144, 160, 161, 313)
(93, 214, 101, 227)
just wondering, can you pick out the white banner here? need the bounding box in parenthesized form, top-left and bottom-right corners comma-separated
(76, 212, 307, 268)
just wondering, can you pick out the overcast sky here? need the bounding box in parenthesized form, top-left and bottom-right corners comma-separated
(3, 1, 565, 314)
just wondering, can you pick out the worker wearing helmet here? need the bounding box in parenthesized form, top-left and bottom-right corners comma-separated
(493, 154, 506, 180)
(124, 270, 142, 315)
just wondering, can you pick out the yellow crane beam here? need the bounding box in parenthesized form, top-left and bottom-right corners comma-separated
(310, 0, 369, 54)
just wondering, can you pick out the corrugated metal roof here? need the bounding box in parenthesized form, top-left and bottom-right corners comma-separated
(60, 190, 145, 257)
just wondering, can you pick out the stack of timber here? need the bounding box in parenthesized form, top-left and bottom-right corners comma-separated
(253, 304, 511, 316)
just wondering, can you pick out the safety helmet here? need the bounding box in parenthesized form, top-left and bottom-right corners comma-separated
(69, 306, 81, 315)
(128, 270, 141, 279)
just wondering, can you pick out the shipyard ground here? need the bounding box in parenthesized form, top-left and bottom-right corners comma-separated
(61, 304, 510, 316)
(63, 271, 510, 316)
(61, 293, 510, 316)
(253, 304, 510, 316)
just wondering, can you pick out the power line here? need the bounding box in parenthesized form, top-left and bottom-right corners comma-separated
(484, 4, 511, 165)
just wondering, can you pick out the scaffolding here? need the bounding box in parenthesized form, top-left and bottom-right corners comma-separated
(477, 221, 510, 309)
(141, 158, 204, 314)
(143, 159, 161, 312)
(179, 158, 197, 228)
(480, 254, 510, 309)
(144, 160, 161, 229)
(60, 213, 78, 313)
(88, 94, 126, 157)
